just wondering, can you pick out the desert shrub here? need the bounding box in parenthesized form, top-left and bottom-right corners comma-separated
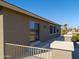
(72, 34, 79, 42)
(61, 29, 68, 35)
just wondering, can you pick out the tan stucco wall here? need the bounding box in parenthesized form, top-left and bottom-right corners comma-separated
(3, 8, 52, 42)
(3, 8, 29, 45)
(28, 17, 51, 41)
(30, 18, 61, 41)
(0, 12, 4, 59)
(3, 7, 61, 44)
(40, 22, 50, 41)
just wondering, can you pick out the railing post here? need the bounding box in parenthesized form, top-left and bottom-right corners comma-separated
(5, 43, 52, 59)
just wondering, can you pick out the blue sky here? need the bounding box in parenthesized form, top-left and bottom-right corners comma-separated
(5, 0, 79, 28)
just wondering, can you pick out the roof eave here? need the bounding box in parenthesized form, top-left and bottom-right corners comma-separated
(0, 1, 60, 26)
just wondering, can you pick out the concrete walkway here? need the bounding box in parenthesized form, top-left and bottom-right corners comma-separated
(32, 36, 64, 48)
(43, 36, 65, 48)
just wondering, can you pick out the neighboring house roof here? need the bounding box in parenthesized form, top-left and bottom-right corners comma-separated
(0, 1, 60, 26)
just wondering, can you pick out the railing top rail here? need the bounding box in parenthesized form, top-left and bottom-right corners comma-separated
(51, 48, 73, 52)
(5, 43, 52, 51)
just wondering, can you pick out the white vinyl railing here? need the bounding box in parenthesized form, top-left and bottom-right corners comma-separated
(4, 43, 52, 59)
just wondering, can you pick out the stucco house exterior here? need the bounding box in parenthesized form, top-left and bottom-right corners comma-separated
(0, 0, 61, 59)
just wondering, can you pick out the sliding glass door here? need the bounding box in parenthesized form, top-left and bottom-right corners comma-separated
(29, 21, 40, 41)
(35, 23, 40, 40)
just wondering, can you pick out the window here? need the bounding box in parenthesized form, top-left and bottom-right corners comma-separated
(57, 29, 59, 33)
(29, 20, 40, 41)
(29, 21, 35, 30)
(50, 25, 53, 34)
(54, 26, 56, 33)
(29, 21, 39, 31)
